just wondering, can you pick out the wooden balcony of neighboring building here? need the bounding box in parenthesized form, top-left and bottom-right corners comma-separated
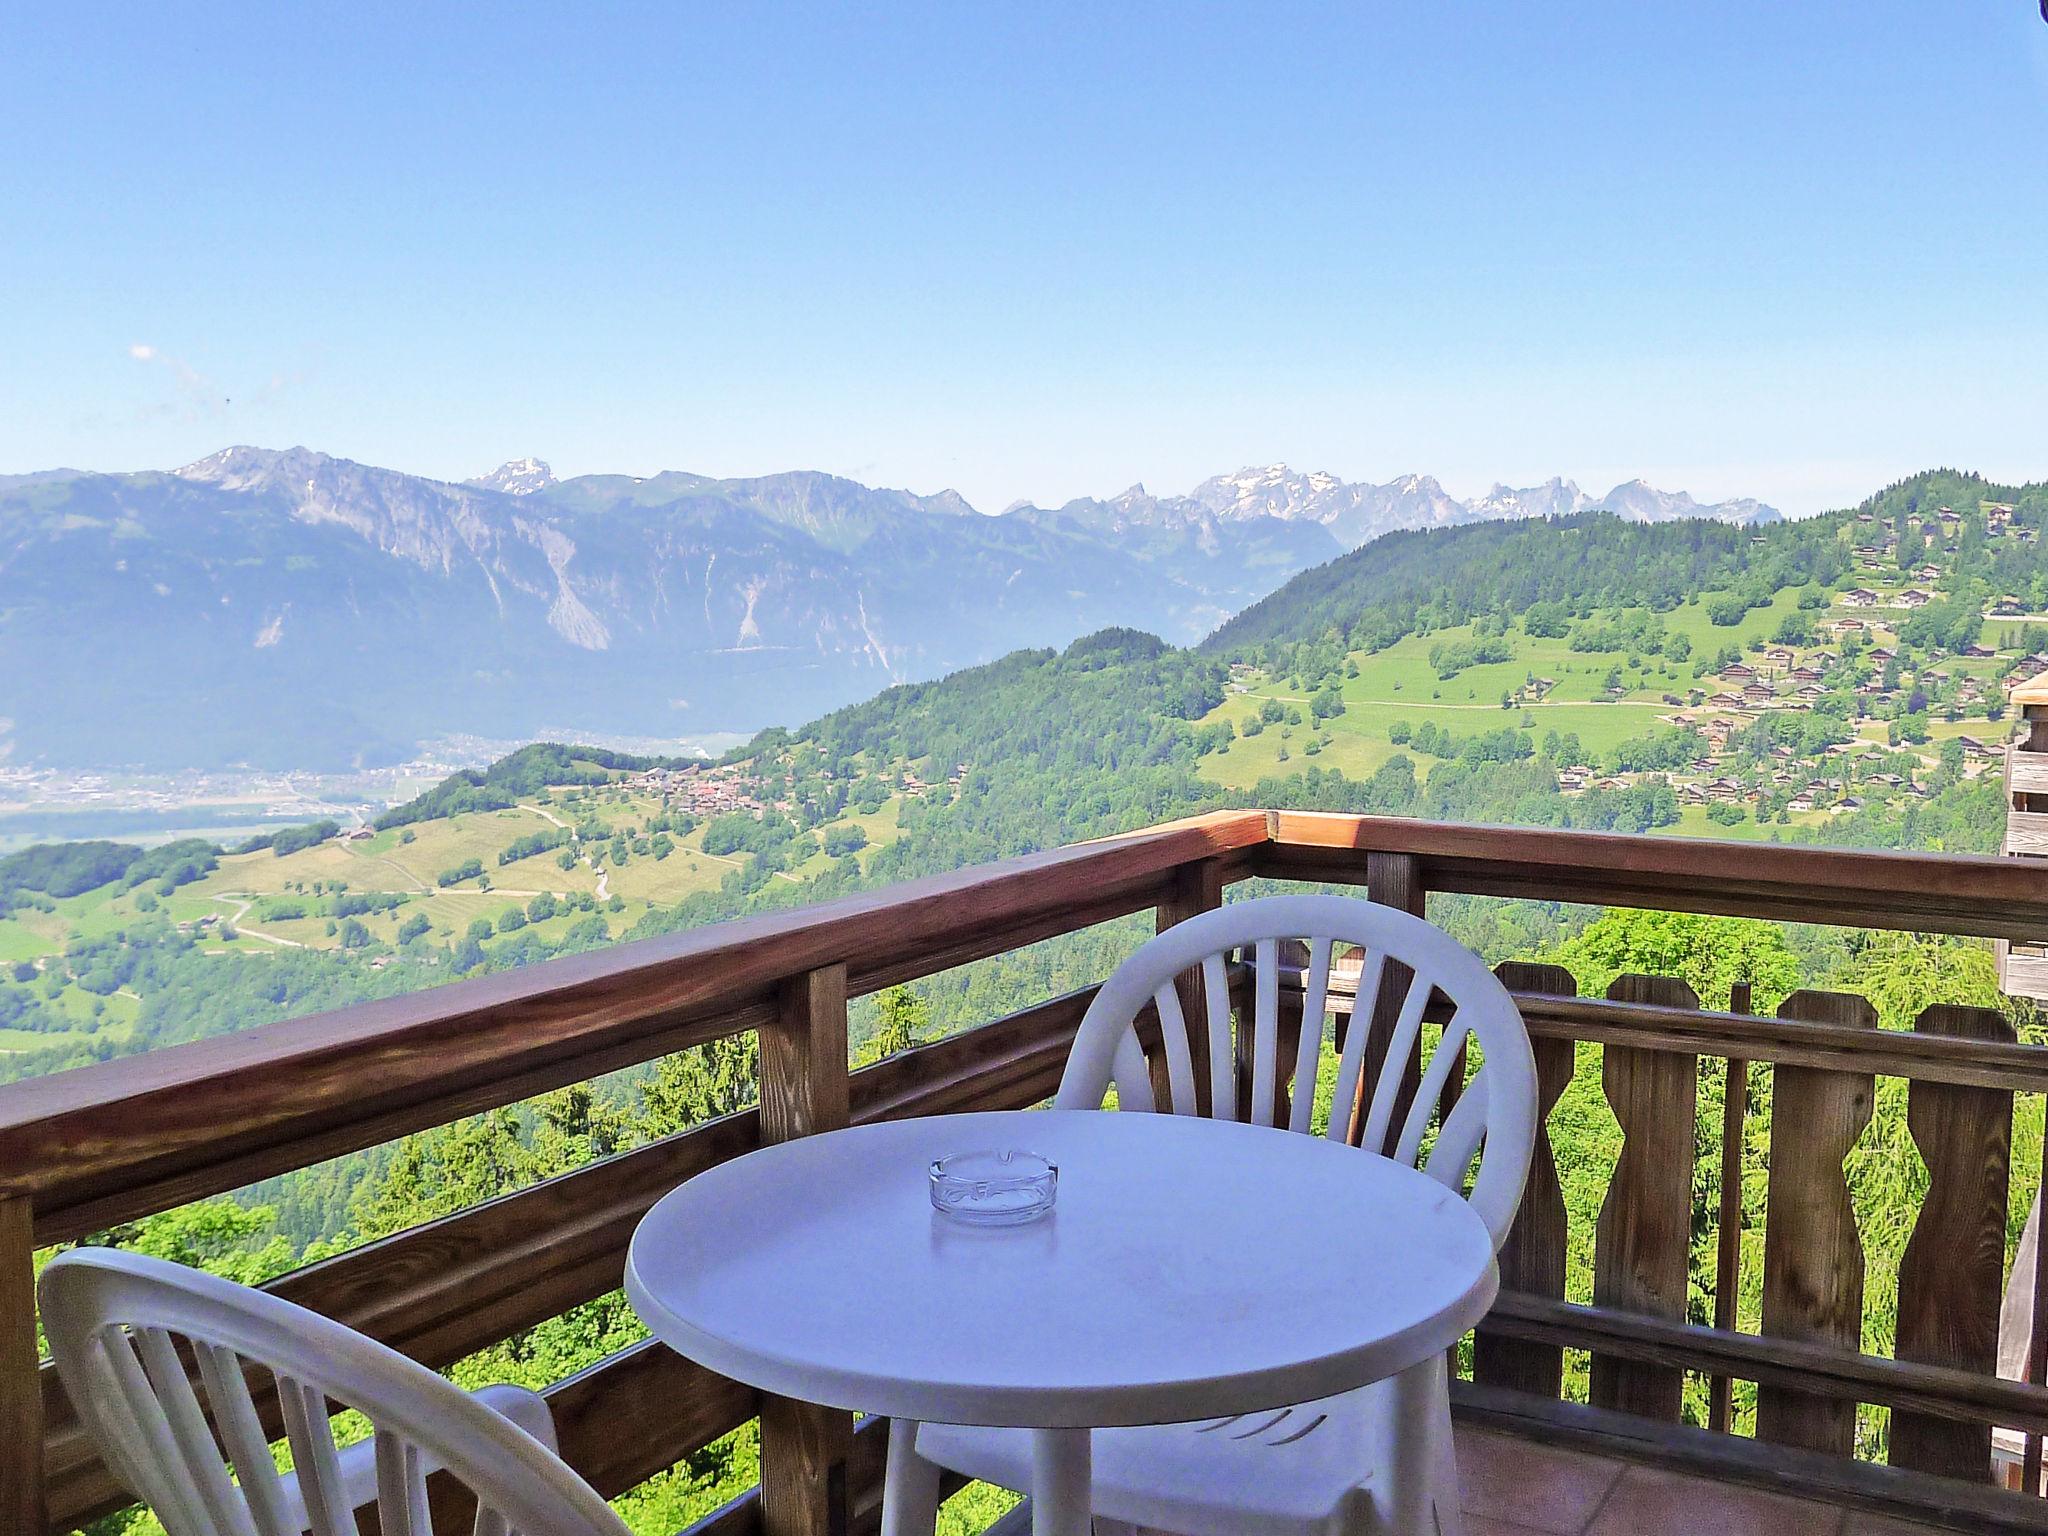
(8, 810, 2048, 1533)
(2002, 680, 2048, 1002)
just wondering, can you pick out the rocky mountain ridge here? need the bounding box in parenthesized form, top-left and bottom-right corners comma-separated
(1011, 463, 1779, 551)
(0, 445, 1778, 769)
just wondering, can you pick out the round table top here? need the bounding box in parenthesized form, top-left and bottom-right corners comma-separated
(626, 1109, 1497, 1429)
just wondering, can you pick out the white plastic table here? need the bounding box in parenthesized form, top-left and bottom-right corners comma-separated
(626, 1109, 1496, 1536)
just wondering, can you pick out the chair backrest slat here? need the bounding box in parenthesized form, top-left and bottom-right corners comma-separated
(375, 1435, 432, 1536)
(100, 1328, 212, 1536)
(1395, 1014, 1472, 1168)
(1201, 951, 1235, 1122)
(134, 1325, 261, 1536)
(1055, 894, 1538, 1251)
(1152, 981, 1197, 1114)
(1110, 1025, 1155, 1113)
(1325, 948, 1387, 1146)
(277, 1374, 361, 1536)
(1249, 939, 1281, 1127)
(194, 1341, 297, 1536)
(1429, 1071, 1492, 1194)
(1356, 964, 1432, 1157)
(1285, 937, 1335, 1135)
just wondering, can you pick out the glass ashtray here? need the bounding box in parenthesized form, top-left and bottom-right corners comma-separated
(929, 1149, 1058, 1226)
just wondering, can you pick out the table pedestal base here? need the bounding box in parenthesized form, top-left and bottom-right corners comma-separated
(1030, 1427, 1092, 1536)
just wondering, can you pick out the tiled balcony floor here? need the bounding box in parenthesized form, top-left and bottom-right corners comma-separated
(1457, 1427, 1948, 1535)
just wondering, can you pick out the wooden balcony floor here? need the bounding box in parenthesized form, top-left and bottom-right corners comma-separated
(1456, 1426, 1945, 1536)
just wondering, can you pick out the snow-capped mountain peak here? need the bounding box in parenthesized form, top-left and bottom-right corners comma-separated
(1011, 463, 1778, 553)
(173, 444, 331, 490)
(468, 457, 557, 496)
(1471, 478, 1592, 521)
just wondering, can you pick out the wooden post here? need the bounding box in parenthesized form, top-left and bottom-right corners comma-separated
(1892, 1004, 2015, 1481)
(1590, 974, 1698, 1422)
(1, 1195, 43, 1536)
(1155, 857, 1224, 1116)
(1756, 989, 1877, 1457)
(1362, 850, 1425, 920)
(1709, 981, 1753, 1434)
(758, 966, 852, 1536)
(1350, 852, 1426, 1145)
(1473, 963, 1576, 1399)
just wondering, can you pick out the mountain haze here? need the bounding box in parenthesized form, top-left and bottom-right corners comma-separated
(1013, 463, 1779, 550)
(0, 446, 1778, 769)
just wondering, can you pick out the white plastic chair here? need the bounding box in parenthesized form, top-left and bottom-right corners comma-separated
(40, 1247, 633, 1536)
(881, 893, 1538, 1536)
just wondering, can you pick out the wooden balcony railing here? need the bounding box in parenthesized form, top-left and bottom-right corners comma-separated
(7, 808, 2048, 1534)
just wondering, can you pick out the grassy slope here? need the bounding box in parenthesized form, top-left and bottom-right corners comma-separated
(1201, 588, 1806, 789)
(0, 779, 912, 1055)
(1196, 575, 2007, 839)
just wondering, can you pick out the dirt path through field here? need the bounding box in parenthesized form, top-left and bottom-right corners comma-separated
(212, 894, 305, 948)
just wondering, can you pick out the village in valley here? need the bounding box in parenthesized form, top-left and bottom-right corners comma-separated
(1199, 498, 2047, 836)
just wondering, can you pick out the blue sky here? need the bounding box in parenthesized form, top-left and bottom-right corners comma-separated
(3, 2, 2045, 515)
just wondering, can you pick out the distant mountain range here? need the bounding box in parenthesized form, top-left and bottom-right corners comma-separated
(1009, 464, 1778, 551)
(0, 446, 1777, 769)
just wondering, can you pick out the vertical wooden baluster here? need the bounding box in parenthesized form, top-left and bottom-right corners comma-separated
(1, 1195, 42, 1536)
(759, 965, 852, 1536)
(1156, 857, 1223, 1117)
(1352, 851, 1425, 1145)
(1892, 1004, 2015, 1482)
(1709, 980, 1753, 1434)
(1590, 974, 1698, 1422)
(1756, 989, 1877, 1457)
(1473, 963, 1576, 1399)
(2025, 1115, 2048, 1495)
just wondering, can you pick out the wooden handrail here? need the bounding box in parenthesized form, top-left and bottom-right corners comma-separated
(13, 805, 2048, 1245)
(1510, 991, 2048, 1090)
(1263, 811, 2048, 939)
(0, 809, 1266, 1244)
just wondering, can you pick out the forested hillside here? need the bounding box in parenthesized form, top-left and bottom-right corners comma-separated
(1212, 469, 2048, 656)
(1211, 510, 1846, 653)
